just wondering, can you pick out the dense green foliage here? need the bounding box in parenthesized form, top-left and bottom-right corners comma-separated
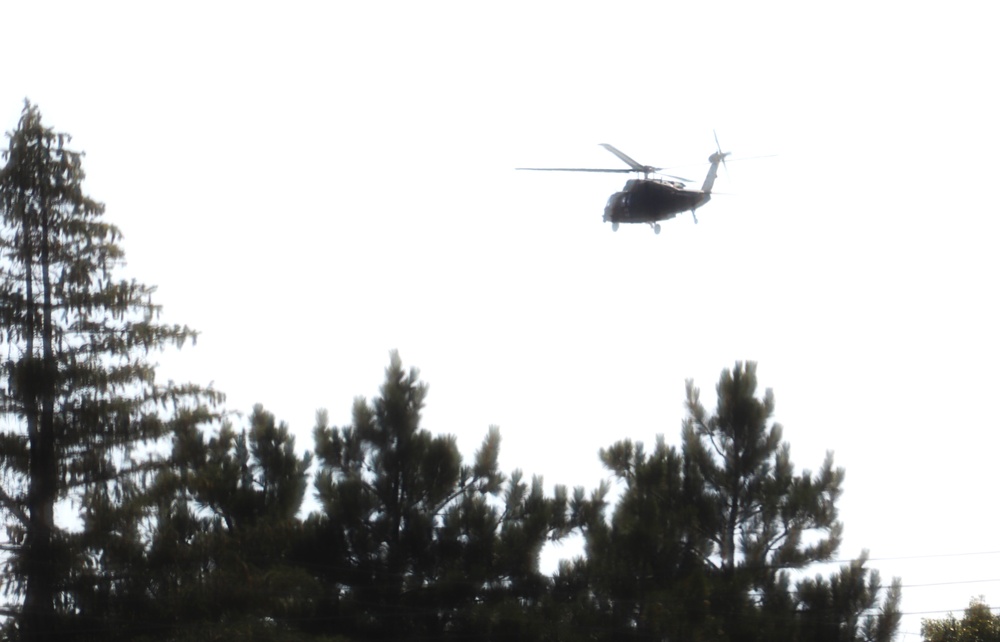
(923, 599, 1000, 642)
(0, 102, 219, 641)
(303, 354, 575, 639)
(0, 104, 902, 641)
(558, 362, 901, 642)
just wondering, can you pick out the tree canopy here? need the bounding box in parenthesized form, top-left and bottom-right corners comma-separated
(923, 598, 1000, 642)
(570, 362, 900, 642)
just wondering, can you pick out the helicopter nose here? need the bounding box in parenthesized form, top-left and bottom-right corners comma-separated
(604, 192, 622, 222)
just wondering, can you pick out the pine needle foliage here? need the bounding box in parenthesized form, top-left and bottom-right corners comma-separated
(573, 362, 901, 642)
(0, 101, 220, 640)
(682, 361, 844, 577)
(307, 351, 574, 640)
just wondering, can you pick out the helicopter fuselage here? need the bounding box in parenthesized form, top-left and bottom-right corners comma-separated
(603, 179, 710, 225)
(516, 140, 729, 233)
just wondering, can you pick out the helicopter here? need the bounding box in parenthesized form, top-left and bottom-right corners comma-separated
(517, 135, 731, 234)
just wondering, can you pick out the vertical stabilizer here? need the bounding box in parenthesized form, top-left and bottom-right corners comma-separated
(693, 135, 730, 223)
(701, 150, 730, 194)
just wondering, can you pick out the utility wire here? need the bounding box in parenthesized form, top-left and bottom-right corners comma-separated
(902, 578, 1000, 589)
(813, 550, 1000, 565)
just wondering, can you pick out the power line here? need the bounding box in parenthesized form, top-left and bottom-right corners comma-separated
(903, 578, 1000, 589)
(816, 550, 1000, 565)
(901, 605, 1000, 616)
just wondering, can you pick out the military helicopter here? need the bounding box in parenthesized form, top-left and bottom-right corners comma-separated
(517, 135, 731, 233)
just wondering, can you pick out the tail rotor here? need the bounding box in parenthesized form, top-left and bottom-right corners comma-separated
(712, 130, 731, 178)
(694, 131, 731, 223)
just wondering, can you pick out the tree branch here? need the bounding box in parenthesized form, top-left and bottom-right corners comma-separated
(0, 484, 28, 527)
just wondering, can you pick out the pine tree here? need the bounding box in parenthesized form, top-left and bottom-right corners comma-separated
(142, 405, 316, 639)
(685, 362, 900, 642)
(581, 437, 715, 641)
(577, 362, 901, 642)
(922, 598, 1000, 642)
(308, 351, 572, 640)
(0, 102, 217, 640)
(796, 553, 902, 642)
(309, 352, 492, 638)
(682, 362, 844, 579)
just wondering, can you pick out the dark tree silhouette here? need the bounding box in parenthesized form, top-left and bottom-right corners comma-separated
(306, 351, 573, 640)
(573, 362, 901, 642)
(0, 102, 217, 640)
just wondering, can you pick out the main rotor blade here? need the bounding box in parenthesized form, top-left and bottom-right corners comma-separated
(516, 167, 635, 173)
(515, 167, 693, 181)
(655, 154, 775, 170)
(599, 144, 648, 171)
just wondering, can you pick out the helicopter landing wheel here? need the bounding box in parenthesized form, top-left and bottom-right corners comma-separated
(611, 222, 619, 232)
(654, 223, 661, 235)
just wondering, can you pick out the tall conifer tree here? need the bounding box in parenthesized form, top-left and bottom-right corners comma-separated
(0, 102, 216, 639)
(308, 351, 572, 640)
(680, 362, 898, 642)
(577, 362, 901, 642)
(682, 361, 843, 578)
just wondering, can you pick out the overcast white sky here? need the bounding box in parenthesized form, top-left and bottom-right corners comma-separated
(4, 2, 1000, 638)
